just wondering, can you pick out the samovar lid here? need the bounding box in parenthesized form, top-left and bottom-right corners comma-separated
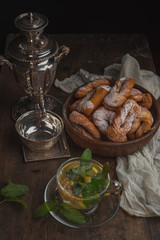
(8, 12, 58, 63)
(15, 12, 48, 31)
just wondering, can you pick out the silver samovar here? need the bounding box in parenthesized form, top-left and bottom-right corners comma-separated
(0, 12, 69, 120)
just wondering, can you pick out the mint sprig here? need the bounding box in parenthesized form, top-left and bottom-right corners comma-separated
(34, 200, 86, 224)
(59, 203, 86, 224)
(0, 178, 29, 208)
(34, 200, 59, 217)
(102, 162, 110, 177)
(66, 148, 110, 208)
(80, 148, 92, 164)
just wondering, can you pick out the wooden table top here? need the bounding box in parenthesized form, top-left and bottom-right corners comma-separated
(0, 34, 160, 240)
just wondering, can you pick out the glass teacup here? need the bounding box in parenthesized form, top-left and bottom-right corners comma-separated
(56, 157, 121, 212)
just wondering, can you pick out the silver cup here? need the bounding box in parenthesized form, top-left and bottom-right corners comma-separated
(15, 110, 64, 152)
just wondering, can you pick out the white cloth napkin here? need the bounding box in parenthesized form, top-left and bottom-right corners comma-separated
(117, 54, 160, 217)
(54, 53, 160, 217)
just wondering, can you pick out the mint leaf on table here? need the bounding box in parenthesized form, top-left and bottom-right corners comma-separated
(0, 178, 29, 198)
(2, 197, 28, 208)
(0, 178, 29, 208)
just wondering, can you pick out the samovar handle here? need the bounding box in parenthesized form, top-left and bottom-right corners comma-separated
(55, 45, 70, 63)
(0, 55, 13, 70)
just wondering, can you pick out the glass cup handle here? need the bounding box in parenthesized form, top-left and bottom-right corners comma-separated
(104, 180, 122, 197)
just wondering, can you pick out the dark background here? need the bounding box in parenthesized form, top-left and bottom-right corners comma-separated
(0, 0, 160, 73)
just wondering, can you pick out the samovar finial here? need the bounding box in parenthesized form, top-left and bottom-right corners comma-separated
(29, 12, 33, 24)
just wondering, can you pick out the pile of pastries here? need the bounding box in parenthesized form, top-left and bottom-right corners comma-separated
(68, 77, 153, 142)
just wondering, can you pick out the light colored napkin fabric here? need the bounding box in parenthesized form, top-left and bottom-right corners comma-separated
(54, 68, 112, 93)
(116, 54, 160, 217)
(54, 53, 160, 217)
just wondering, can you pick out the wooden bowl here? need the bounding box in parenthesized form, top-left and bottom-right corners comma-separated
(62, 83, 160, 157)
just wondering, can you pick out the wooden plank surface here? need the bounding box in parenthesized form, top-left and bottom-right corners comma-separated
(0, 34, 160, 240)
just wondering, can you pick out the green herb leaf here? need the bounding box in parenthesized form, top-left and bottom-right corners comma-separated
(82, 178, 106, 197)
(59, 203, 86, 224)
(83, 197, 101, 208)
(34, 200, 86, 225)
(4, 197, 28, 208)
(67, 165, 92, 181)
(102, 162, 110, 177)
(66, 169, 78, 181)
(34, 200, 59, 217)
(72, 183, 83, 196)
(81, 173, 86, 181)
(0, 179, 29, 198)
(80, 148, 92, 162)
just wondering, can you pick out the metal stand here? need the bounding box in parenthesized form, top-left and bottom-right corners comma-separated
(12, 95, 63, 121)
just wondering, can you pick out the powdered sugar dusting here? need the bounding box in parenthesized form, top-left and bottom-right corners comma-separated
(84, 100, 94, 109)
(130, 88, 142, 95)
(98, 85, 111, 91)
(103, 78, 134, 108)
(93, 107, 116, 134)
(76, 90, 95, 112)
(104, 91, 124, 107)
(119, 77, 127, 81)
(113, 99, 141, 135)
(119, 101, 133, 125)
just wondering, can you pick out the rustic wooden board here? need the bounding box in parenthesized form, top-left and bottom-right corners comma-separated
(0, 34, 159, 240)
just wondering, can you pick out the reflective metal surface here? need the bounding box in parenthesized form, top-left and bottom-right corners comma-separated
(15, 110, 64, 152)
(0, 12, 69, 119)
